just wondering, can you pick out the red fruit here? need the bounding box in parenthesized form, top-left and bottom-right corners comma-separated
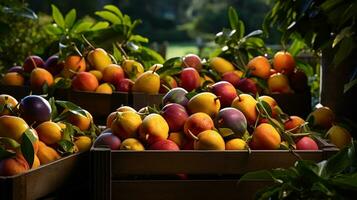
(149, 139, 180, 150)
(222, 71, 242, 87)
(161, 103, 189, 132)
(72, 72, 99, 92)
(296, 137, 318, 150)
(182, 54, 202, 71)
(180, 68, 200, 92)
(211, 81, 238, 107)
(236, 78, 258, 95)
(116, 78, 134, 92)
(23, 55, 45, 73)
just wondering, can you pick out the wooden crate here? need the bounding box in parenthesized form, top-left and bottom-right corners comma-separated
(0, 85, 69, 100)
(0, 152, 90, 200)
(131, 92, 164, 111)
(91, 138, 338, 200)
(67, 91, 129, 125)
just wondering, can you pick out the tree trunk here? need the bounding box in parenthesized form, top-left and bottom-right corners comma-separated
(320, 49, 357, 123)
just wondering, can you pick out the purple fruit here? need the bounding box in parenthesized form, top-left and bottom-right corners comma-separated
(23, 55, 45, 73)
(236, 78, 258, 95)
(161, 103, 188, 132)
(45, 55, 64, 76)
(215, 107, 247, 137)
(8, 66, 24, 74)
(19, 95, 51, 125)
(94, 131, 121, 150)
(162, 87, 189, 107)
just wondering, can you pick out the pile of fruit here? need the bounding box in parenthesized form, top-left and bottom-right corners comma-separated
(157, 51, 309, 96)
(0, 94, 98, 176)
(93, 85, 351, 151)
(1, 45, 309, 97)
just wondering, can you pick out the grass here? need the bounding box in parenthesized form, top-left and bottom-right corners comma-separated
(165, 42, 198, 59)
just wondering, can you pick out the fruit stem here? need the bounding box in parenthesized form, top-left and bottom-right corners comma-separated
(30, 56, 38, 69)
(115, 42, 129, 60)
(81, 35, 95, 50)
(188, 130, 199, 141)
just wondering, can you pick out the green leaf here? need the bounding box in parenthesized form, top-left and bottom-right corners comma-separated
(51, 4, 65, 28)
(91, 21, 110, 31)
(344, 78, 357, 93)
(104, 5, 123, 19)
(64, 9, 76, 29)
(331, 173, 357, 190)
(228, 7, 239, 30)
(333, 26, 353, 48)
(0, 137, 20, 149)
(239, 170, 275, 182)
(288, 39, 306, 56)
(95, 11, 121, 24)
(139, 46, 165, 64)
(322, 145, 354, 177)
(72, 21, 94, 33)
(21, 129, 35, 168)
(45, 24, 63, 35)
(62, 122, 75, 141)
(112, 44, 123, 62)
(185, 91, 198, 100)
(58, 140, 75, 153)
(0, 147, 15, 160)
(332, 37, 355, 66)
(49, 97, 58, 120)
(238, 21, 245, 38)
(55, 100, 86, 116)
(129, 35, 149, 43)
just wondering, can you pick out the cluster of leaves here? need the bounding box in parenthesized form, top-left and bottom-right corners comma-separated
(240, 141, 357, 199)
(0, 0, 52, 72)
(212, 7, 270, 71)
(46, 4, 164, 68)
(264, 0, 356, 70)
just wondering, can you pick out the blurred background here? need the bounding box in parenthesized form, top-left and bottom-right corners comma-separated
(26, 0, 277, 59)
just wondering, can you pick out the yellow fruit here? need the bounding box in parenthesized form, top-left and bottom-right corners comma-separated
(122, 60, 144, 78)
(111, 111, 142, 140)
(95, 83, 113, 94)
(225, 138, 247, 150)
(248, 56, 271, 79)
(193, 130, 225, 150)
(327, 125, 352, 149)
(35, 121, 62, 145)
(87, 48, 112, 72)
(89, 70, 103, 82)
(37, 141, 61, 165)
(251, 123, 281, 150)
(0, 115, 29, 141)
(210, 57, 235, 74)
(140, 113, 169, 143)
(0, 94, 18, 116)
(187, 92, 221, 118)
(132, 71, 161, 94)
(232, 94, 258, 126)
(74, 136, 92, 152)
(120, 138, 145, 151)
(32, 155, 40, 169)
(310, 106, 335, 129)
(168, 132, 186, 148)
